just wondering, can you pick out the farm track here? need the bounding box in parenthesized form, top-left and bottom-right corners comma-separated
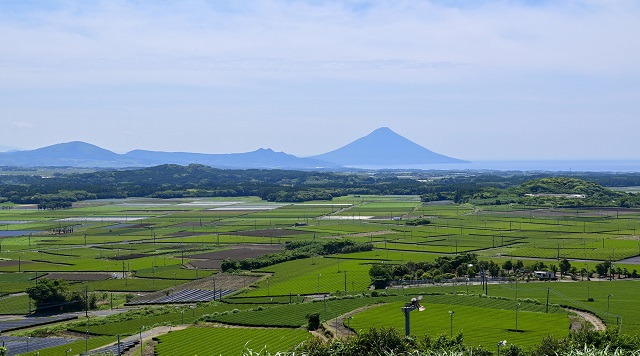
(566, 308, 606, 331)
(323, 303, 385, 338)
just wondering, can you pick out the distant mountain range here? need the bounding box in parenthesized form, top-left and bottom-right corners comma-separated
(0, 127, 467, 169)
(0, 145, 19, 153)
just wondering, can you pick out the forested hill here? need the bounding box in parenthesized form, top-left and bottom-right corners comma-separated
(2, 165, 640, 208)
(513, 177, 631, 206)
(0, 164, 430, 206)
(446, 177, 639, 208)
(516, 177, 615, 196)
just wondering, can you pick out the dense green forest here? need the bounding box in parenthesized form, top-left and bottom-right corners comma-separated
(1, 164, 640, 207)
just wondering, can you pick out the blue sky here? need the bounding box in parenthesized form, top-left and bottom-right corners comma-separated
(1, 0, 639, 160)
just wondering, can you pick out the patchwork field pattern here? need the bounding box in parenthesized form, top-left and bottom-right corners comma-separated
(1, 196, 640, 354)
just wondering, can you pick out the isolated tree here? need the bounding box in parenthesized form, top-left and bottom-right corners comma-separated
(559, 259, 571, 278)
(25, 279, 70, 310)
(514, 260, 524, 272)
(306, 313, 320, 331)
(25, 278, 87, 312)
(488, 262, 500, 278)
(580, 267, 589, 281)
(369, 264, 392, 289)
(531, 261, 547, 271)
(569, 266, 578, 278)
(502, 260, 513, 274)
(595, 261, 611, 278)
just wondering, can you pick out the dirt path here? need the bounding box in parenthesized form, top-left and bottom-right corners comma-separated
(321, 304, 605, 338)
(566, 308, 606, 331)
(323, 304, 385, 338)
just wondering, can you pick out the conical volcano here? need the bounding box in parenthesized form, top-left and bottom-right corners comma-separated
(311, 127, 467, 166)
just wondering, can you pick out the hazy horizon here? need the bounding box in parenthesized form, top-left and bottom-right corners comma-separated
(1, 1, 639, 161)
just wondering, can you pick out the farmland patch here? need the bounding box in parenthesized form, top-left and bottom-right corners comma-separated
(0, 260, 30, 268)
(45, 272, 115, 281)
(56, 216, 150, 222)
(109, 253, 148, 260)
(189, 260, 224, 269)
(108, 223, 153, 229)
(177, 201, 241, 206)
(188, 245, 284, 261)
(209, 204, 289, 211)
(0, 230, 42, 237)
(226, 229, 307, 237)
(154, 327, 311, 355)
(165, 231, 211, 237)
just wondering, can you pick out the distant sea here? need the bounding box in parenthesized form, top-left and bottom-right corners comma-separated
(353, 160, 640, 172)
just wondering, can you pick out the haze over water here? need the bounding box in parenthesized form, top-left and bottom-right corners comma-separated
(356, 160, 640, 173)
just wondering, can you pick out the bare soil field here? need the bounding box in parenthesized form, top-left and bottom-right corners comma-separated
(0, 260, 29, 268)
(45, 273, 114, 281)
(110, 253, 148, 260)
(187, 244, 284, 262)
(226, 228, 306, 237)
(172, 222, 205, 228)
(188, 260, 223, 269)
(165, 231, 212, 237)
(122, 210, 188, 213)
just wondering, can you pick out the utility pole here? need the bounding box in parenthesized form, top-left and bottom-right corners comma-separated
(546, 288, 550, 313)
(85, 286, 89, 317)
(323, 295, 327, 322)
(344, 271, 347, 293)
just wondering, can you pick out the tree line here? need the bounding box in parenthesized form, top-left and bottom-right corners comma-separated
(221, 239, 373, 272)
(1, 164, 640, 207)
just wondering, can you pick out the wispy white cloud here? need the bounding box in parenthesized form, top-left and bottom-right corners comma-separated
(10, 121, 35, 129)
(1, 0, 638, 88)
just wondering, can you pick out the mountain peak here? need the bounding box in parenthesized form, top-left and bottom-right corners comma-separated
(34, 141, 111, 151)
(311, 127, 467, 166)
(372, 126, 393, 133)
(254, 148, 276, 153)
(0, 141, 125, 167)
(31, 141, 118, 157)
